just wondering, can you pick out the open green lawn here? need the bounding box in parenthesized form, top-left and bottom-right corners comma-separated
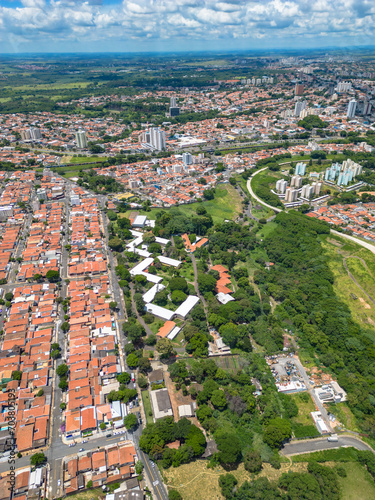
(65, 488, 105, 500)
(5, 81, 92, 91)
(64, 155, 108, 164)
(141, 390, 153, 425)
(119, 184, 243, 225)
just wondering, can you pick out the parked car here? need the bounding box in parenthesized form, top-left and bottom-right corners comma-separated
(79, 448, 84, 452)
(57, 480, 61, 487)
(106, 433, 112, 438)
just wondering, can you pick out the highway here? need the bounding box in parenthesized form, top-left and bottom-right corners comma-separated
(282, 436, 374, 456)
(246, 168, 282, 213)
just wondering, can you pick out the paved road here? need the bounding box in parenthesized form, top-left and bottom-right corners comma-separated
(246, 168, 282, 213)
(331, 229, 375, 255)
(293, 356, 332, 433)
(282, 436, 374, 456)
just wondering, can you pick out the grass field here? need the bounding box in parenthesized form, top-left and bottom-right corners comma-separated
(5, 81, 92, 91)
(119, 184, 243, 225)
(63, 155, 107, 164)
(320, 233, 375, 337)
(338, 462, 375, 500)
(141, 390, 153, 425)
(290, 392, 316, 426)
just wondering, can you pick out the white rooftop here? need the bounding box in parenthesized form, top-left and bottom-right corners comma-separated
(130, 257, 154, 276)
(216, 292, 235, 304)
(142, 283, 166, 304)
(175, 295, 199, 318)
(157, 256, 181, 267)
(145, 303, 175, 321)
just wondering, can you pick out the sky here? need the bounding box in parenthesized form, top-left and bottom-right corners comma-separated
(0, 0, 374, 54)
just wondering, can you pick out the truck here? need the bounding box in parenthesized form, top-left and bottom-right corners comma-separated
(327, 434, 338, 442)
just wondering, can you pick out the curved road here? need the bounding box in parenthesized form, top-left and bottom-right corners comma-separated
(282, 436, 374, 456)
(246, 168, 282, 213)
(331, 229, 375, 255)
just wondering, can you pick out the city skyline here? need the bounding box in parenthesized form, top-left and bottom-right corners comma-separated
(0, 0, 374, 54)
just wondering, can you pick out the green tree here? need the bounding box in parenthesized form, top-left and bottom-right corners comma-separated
(5, 292, 13, 302)
(198, 273, 217, 294)
(171, 290, 187, 304)
(30, 453, 46, 467)
(126, 353, 139, 368)
(61, 322, 70, 333)
(244, 450, 262, 473)
(135, 461, 144, 475)
(169, 276, 188, 293)
(211, 389, 227, 410)
(56, 363, 68, 377)
(46, 269, 60, 282)
(168, 491, 182, 500)
(216, 434, 242, 466)
(124, 413, 138, 430)
(219, 473, 238, 499)
(109, 237, 123, 252)
(263, 418, 292, 449)
(156, 338, 176, 359)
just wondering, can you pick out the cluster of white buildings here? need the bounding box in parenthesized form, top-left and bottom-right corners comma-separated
(324, 158, 363, 186)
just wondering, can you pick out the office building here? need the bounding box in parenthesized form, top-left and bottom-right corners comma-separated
(347, 99, 357, 119)
(169, 96, 180, 117)
(294, 100, 307, 117)
(75, 129, 88, 149)
(295, 83, 304, 96)
(182, 152, 193, 165)
(295, 162, 306, 176)
(276, 179, 288, 194)
(291, 175, 302, 188)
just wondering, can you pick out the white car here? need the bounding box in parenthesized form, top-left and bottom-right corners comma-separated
(57, 480, 61, 487)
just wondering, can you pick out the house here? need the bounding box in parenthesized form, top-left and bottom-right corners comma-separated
(148, 369, 164, 386)
(150, 388, 173, 419)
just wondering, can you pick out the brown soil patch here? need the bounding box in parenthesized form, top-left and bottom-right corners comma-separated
(359, 297, 371, 309)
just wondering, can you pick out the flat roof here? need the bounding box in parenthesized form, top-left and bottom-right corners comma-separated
(157, 256, 181, 267)
(142, 283, 165, 304)
(145, 303, 174, 321)
(174, 295, 199, 318)
(130, 257, 154, 276)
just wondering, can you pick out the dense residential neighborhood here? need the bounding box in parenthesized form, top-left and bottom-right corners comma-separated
(0, 48, 374, 500)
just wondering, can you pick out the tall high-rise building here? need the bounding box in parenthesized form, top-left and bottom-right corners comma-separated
(291, 175, 302, 188)
(75, 129, 88, 149)
(21, 130, 31, 141)
(347, 99, 357, 119)
(337, 82, 352, 92)
(29, 127, 42, 141)
(276, 179, 288, 194)
(169, 96, 180, 117)
(294, 100, 307, 117)
(295, 162, 306, 176)
(149, 127, 166, 151)
(295, 83, 304, 96)
(301, 184, 313, 199)
(285, 188, 298, 203)
(182, 152, 192, 165)
(363, 101, 372, 116)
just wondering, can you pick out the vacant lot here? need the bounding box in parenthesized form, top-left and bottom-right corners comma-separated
(164, 460, 308, 500)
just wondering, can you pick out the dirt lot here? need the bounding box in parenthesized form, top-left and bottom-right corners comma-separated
(164, 369, 200, 426)
(164, 459, 308, 500)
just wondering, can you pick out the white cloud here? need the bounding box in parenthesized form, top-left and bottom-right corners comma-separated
(0, 0, 373, 51)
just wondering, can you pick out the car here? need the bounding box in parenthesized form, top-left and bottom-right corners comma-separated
(327, 434, 338, 442)
(150, 460, 155, 468)
(79, 448, 84, 452)
(129, 402, 133, 409)
(57, 480, 61, 487)
(106, 433, 112, 438)
(82, 440, 87, 443)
